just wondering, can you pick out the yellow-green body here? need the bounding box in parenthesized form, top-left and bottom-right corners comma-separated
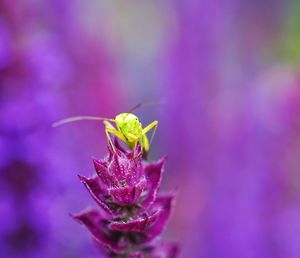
(104, 113, 158, 152)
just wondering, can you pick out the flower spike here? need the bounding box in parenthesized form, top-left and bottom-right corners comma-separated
(72, 125, 178, 257)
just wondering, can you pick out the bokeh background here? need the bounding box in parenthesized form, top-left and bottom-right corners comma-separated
(1, 1, 300, 258)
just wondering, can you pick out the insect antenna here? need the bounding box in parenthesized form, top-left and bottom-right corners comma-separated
(126, 100, 164, 114)
(52, 116, 114, 127)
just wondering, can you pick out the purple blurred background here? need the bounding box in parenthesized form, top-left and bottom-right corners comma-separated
(1, 1, 300, 257)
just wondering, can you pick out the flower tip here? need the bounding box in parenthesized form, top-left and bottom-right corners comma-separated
(91, 157, 99, 164)
(77, 174, 86, 181)
(90, 156, 98, 162)
(172, 186, 180, 196)
(92, 159, 107, 175)
(70, 212, 82, 224)
(69, 212, 76, 219)
(161, 154, 168, 162)
(157, 155, 168, 169)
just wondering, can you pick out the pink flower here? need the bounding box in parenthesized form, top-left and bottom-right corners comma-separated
(73, 141, 178, 257)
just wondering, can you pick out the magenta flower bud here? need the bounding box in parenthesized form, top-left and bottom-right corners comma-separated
(73, 140, 178, 257)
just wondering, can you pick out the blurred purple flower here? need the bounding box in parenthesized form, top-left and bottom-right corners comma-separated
(0, 1, 124, 257)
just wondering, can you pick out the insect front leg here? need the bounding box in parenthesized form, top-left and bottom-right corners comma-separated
(104, 120, 128, 148)
(105, 128, 115, 152)
(141, 120, 158, 151)
(141, 134, 149, 152)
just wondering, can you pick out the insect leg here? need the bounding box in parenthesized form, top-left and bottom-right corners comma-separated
(141, 134, 149, 152)
(104, 121, 128, 152)
(126, 133, 139, 142)
(142, 120, 158, 135)
(142, 121, 158, 150)
(105, 127, 128, 143)
(105, 128, 115, 152)
(103, 120, 117, 130)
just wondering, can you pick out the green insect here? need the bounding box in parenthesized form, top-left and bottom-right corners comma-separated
(53, 107, 158, 153)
